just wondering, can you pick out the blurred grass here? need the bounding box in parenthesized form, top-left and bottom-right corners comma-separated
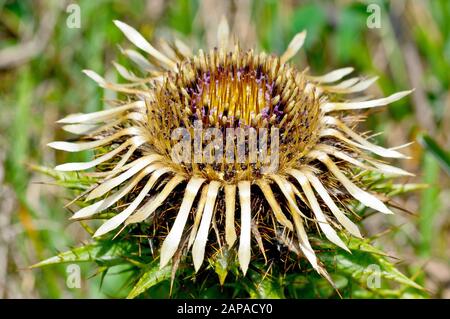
(0, 0, 449, 298)
(419, 153, 440, 257)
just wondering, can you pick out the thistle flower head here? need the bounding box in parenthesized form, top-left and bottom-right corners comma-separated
(49, 19, 413, 278)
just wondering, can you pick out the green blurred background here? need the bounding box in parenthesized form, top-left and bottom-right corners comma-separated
(0, 0, 449, 298)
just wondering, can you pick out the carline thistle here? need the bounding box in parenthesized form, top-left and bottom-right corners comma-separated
(49, 18, 413, 281)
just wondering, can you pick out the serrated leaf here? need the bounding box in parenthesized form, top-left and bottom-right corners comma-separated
(127, 260, 172, 299)
(30, 164, 95, 190)
(314, 236, 424, 292)
(31, 240, 134, 268)
(371, 183, 428, 196)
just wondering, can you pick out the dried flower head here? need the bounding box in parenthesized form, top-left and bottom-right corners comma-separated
(49, 19, 412, 279)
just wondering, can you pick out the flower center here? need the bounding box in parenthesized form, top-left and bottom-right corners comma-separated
(187, 66, 282, 128)
(148, 48, 323, 181)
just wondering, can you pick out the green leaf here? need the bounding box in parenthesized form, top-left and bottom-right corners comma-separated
(291, 3, 326, 48)
(334, 6, 366, 64)
(6, 67, 32, 193)
(31, 240, 134, 268)
(212, 246, 236, 286)
(419, 152, 441, 257)
(286, 273, 348, 299)
(242, 267, 285, 299)
(30, 164, 95, 190)
(127, 260, 172, 299)
(315, 236, 425, 295)
(418, 133, 450, 176)
(371, 182, 428, 196)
